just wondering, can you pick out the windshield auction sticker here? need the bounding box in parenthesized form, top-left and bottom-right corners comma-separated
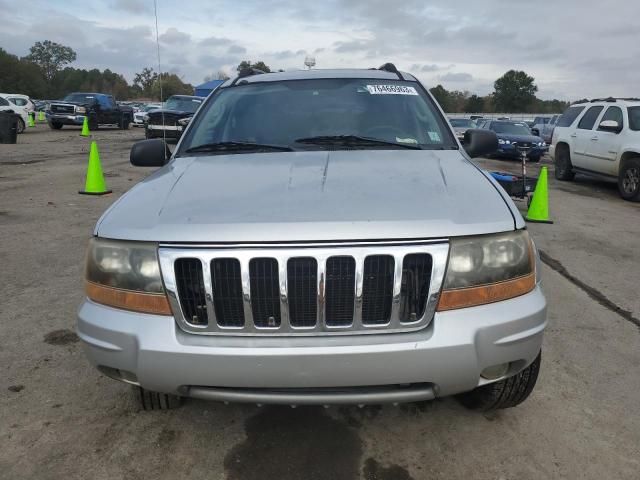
(366, 85, 419, 95)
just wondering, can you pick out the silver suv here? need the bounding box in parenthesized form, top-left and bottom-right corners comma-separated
(78, 66, 547, 411)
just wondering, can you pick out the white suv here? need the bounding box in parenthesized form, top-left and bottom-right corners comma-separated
(550, 98, 640, 201)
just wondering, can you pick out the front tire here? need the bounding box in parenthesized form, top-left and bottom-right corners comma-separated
(49, 121, 63, 130)
(618, 158, 640, 202)
(16, 118, 25, 133)
(120, 116, 130, 130)
(458, 351, 541, 411)
(554, 146, 575, 180)
(136, 386, 183, 411)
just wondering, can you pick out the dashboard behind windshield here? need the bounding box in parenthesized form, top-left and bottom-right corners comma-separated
(179, 78, 457, 153)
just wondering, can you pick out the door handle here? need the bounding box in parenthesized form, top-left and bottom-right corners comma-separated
(570, 133, 577, 138)
(590, 136, 598, 141)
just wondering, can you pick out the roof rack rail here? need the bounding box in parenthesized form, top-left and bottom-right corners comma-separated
(378, 63, 404, 81)
(230, 68, 266, 86)
(589, 97, 640, 103)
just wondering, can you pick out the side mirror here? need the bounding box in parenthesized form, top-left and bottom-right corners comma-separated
(130, 139, 171, 167)
(531, 128, 540, 136)
(598, 120, 622, 133)
(463, 129, 499, 158)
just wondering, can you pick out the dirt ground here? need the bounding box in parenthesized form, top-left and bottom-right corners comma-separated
(1, 124, 639, 480)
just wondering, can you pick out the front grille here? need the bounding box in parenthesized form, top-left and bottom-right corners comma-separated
(211, 258, 244, 327)
(160, 243, 448, 336)
(287, 257, 317, 327)
(174, 258, 208, 325)
(325, 256, 356, 326)
(361, 255, 395, 324)
(50, 104, 75, 114)
(399, 254, 432, 322)
(249, 258, 281, 328)
(148, 115, 177, 126)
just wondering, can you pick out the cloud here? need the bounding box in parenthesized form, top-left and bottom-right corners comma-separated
(438, 72, 473, 82)
(227, 45, 247, 54)
(111, 0, 150, 14)
(159, 28, 191, 44)
(199, 36, 234, 47)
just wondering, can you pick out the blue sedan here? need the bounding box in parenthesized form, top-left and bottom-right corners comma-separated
(481, 121, 547, 162)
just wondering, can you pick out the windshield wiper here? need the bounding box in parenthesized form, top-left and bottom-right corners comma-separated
(294, 135, 422, 150)
(184, 141, 294, 154)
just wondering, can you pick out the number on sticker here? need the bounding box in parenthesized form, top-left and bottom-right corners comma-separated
(366, 85, 419, 95)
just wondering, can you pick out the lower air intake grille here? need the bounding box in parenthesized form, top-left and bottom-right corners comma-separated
(325, 256, 356, 326)
(287, 257, 318, 327)
(174, 258, 208, 325)
(211, 258, 245, 327)
(399, 254, 433, 322)
(362, 255, 395, 324)
(249, 258, 281, 328)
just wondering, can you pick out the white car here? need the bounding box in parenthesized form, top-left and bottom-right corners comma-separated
(550, 98, 640, 201)
(133, 104, 162, 127)
(0, 95, 29, 133)
(1, 93, 36, 114)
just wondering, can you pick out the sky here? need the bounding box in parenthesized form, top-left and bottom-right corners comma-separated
(1, 0, 638, 100)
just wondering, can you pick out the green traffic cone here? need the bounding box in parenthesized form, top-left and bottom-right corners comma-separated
(79, 141, 112, 195)
(80, 116, 90, 137)
(28, 113, 35, 127)
(38, 111, 45, 122)
(526, 166, 553, 223)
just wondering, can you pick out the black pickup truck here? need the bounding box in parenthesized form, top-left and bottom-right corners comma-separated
(46, 92, 133, 130)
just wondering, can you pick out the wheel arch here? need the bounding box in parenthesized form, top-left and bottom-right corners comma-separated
(619, 150, 640, 174)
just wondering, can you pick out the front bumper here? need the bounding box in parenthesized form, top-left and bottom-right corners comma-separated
(146, 124, 183, 138)
(496, 144, 547, 159)
(46, 113, 85, 125)
(77, 286, 547, 404)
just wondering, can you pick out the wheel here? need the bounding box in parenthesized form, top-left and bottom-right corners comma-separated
(135, 386, 183, 411)
(49, 121, 63, 130)
(120, 116, 130, 130)
(618, 158, 640, 202)
(458, 351, 541, 411)
(554, 145, 575, 180)
(16, 118, 25, 133)
(145, 128, 154, 139)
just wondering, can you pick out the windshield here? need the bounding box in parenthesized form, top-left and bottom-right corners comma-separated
(628, 107, 640, 131)
(144, 105, 161, 112)
(179, 78, 456, 154)
(491, 123, 532, 136)
(63, 93, 97, 104)
(450, 119, 475, 128)
(165, 96, 203, 113)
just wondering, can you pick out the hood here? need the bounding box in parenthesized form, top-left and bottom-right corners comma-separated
(496, 133, 543, 144)
(147, 109, 194, 118)
(96, 150, 517, 243)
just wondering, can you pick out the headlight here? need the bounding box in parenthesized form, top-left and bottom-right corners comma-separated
(76, 106, 87, 114)
(177, 117, 191, 126)
(437, 230, 535, 311)
(143, 114, 149, 122)
(84, 238, 171, 314)
(498, 139, 505, 145)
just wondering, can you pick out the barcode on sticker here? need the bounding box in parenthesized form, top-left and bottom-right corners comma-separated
(366, 85, 419, 95)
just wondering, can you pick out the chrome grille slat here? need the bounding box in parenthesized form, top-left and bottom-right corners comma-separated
(159, 243, 449, 336)
(361, 255, 394, 325)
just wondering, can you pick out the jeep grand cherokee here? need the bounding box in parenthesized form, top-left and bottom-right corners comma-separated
(77, 65, 547, 411)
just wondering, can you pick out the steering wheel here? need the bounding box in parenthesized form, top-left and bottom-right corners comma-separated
(363, 125, 411, 141)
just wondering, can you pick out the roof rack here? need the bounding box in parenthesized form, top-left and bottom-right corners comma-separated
(378, 63, 404, 81)
(589, 97, 640, 103)
(230, 68, 266, 86)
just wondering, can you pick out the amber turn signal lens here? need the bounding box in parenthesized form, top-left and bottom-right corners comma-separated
(86, 281, 172, 315)
(436, 272, 535, 311)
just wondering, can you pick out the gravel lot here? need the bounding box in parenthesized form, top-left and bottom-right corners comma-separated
(1, 124, 639, 480)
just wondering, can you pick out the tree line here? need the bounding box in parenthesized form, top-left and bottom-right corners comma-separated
(0, 41, 193, 100)
(0, 40, 569, 113)
(430, 70, 569, 113)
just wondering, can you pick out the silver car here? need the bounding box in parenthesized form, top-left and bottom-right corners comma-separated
(78, 66, 547, 411)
